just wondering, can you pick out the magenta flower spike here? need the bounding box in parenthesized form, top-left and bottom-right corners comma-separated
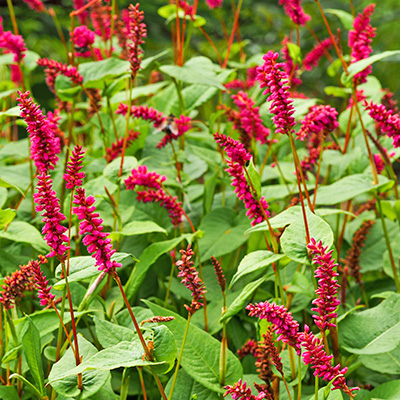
(214, 133, 269, 226)
(116, 104, 166, 128)
(64, 145, 86, 190)
(0, 31, 27, 63)
(299, 325, 359, 397)
(206, 0, 223, 9)
(348, 4, 376, 84)
(307, 238, 341, 331)
(246, 301, 301, 353)
(278, 0, 310, 26)
(223, 379, 272, 400)
(127, 3, 147, 78)
(303, 38, 332, 71)
(125, 165, 165, 190)
(30, 256, 55, 307)
(296, 105, 339, 142)
(73, 187, 122, 274)
(34, 173, 70, 260)
(257, 51, 296, 135)
(364, 100, 400, 147)
(17, 91, 59, 173)
(176, 245, 206, 315)
(23, 0, 46, 12)
(105, 131, 140, 163)
(232, 91, 270, 144)
(73, 0, 88, 24)
(72, 26, 95, 58)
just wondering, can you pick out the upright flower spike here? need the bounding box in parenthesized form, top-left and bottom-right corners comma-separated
(0, 31, 27, 63)
(299, 325, 359, 397)
(307, 238, 341, 331)
(72, 26, 95, 58)
(364, 100, 400, 147)
(90, 1, 112, 41)
(73, 187, 122, 274)
(125, 166, 183, 227)
(30, 256, 55, 307)
(278, 0, 310, 26)
(303, 38, 332, 71)
(23, 0, 46, 12)
(246, 301, 301, 353)
(232, 91, 270, 144)
(257, 51, 296, 135)
(262, 327, 283, 375)
(127, 3, 147, 78)
(211, 256, 226, 293)
(105, 131, 140, 163)
(348, 4, 376, 84)
(37, 58, 83, 93)
(214, 133, 270, 226)
(17, 91, 59, 173)
(224, 379, 272, 400)
(206, 0, 223, 9)
(34, 173, 70, 260)
(64, 145, 86, 190)
(176, 245, 206, 315)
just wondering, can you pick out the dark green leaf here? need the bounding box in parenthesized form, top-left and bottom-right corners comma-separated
(152, 325, 177, 374)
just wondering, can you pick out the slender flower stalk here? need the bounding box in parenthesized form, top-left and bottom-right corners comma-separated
(246, 302, 301, 353)
(299, 325, 359, 398)
(17, 91, 60, 173)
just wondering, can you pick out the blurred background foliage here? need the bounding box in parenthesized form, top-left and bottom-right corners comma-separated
(1, 0, 400, 107)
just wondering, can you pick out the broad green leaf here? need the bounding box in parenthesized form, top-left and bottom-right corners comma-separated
(0, 106, 20, 119)
(198, 208, 250, 260)
(142, 49, 171, 69)
(55, 75, 82, 101)
(21, 317, 45, 396)
(339, 293, 400, 355)
(24, 50, 40, 71)
(144, 301, 243, 393)
(79, 57, 130, 88)
(287, 42, 302, 64)
(54, 253, 132, 290)
(0, 387, 19, 400)
(152, 325, 177, 374)
(313, 173, 393, 205)
(0, 221, 48, 253)
(325, 8, 354, 30)
(222, 277, 270, 323)
(230, 250, 285, 287)
(244, 158, 261, 198)
(280, 208, 334, 264)
(94, 317, 136, 348)
(308, 386, 343, 400)
(111, 81, 169, 104)
(124, 235, 193, 300)
(0, 54, 14, 65)
(111, 220, 167, 241)
(342, 50, 400, 85)
(0, 138, 29, 161)
(160, 65, 225, 90)
(0, 164, 30, 193)
(360, 344, 400, 375)
(165, 369, 220, 400)
(49, 335, 111, 399)
(0, 208, 15, 229)
(103, 156, 137, 183)
(361, 380, 400, 400)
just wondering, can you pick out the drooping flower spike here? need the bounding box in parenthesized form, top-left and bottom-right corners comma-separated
(73, 188, 122, 274)
(257, 51, 296, 135)
(17, 91, 60, 173)
(307, 238, 341, 331)
(34, 173, 70, 260)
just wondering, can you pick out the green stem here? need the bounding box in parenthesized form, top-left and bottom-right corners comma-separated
(297, 353, 302, 400)
(315, 375, 319, 400)
(219, 292, 227, 385)
(168, 313, 191, 400)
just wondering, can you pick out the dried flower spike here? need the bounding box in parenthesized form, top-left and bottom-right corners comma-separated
(140, 316, 175, 326)
(211, 256, 226, 293)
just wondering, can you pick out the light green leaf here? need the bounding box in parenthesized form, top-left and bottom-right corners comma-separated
(94, 317, 136, 348)
(103, 156, 137, 183)
(245, 158, 261, 199)
(152, 325, 177, 374)
(325, 8, 354, 30)
(0, 208, 15, 229)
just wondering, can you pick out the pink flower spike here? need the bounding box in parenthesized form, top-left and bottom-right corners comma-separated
(0, 31, 27, 63)
(34, 173, 70, 260)
(23, 0, 46, 12)
(125, 165, 166, 190)
(223, 379, 255, 400)
(73, 187, 122, 274)
(30, 256, 55, 307)
(257, 51, 296, 135)
(72, 26, 95, 58)
(116, 104, 166, 128)
(17, 91, 59, 173)
(206, 0, 223, 9)
(299, 325, 359, 397)
(246, 301, 301, 353)
(73, 0, 88, 24)
(303, 38, 332, 71)
(64, 145, 86, 190)
(279, 0, 310, 26)
(307, 238, 341, 331)
(348, 4, 376, 84)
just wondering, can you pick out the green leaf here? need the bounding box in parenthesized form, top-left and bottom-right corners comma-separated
(287, 42, 302, 64)
(0, 106, 21, 119)
(144, 301, 243, 393)
(325, 8, 354, 30)
(313, 173, 393, 205)
(142, 49, 171, 69)
(198, 208, 250, 260)
(339, 293, 400, 355)
(0, 221, 48, 253)
(362, 380, 400, 400)
(8, 374, 43, 400)
(160, 65, 225, 90)
(94, 317, 136, 348)
(103, 156, 137, 183)
(308, 386, 343, 400)
(124, 235, 193, 300)
(280, 207, 334, 264)
(165, 369, 220, 400)
(55, 75, 82, 101)
(158, 4, 206, 27)
(342, 50, 400, 85)
(229, 250, 285, 287)
(79, 57, 130, 88)
(152, 325, 177, 374)
(111, 81, 169, 104)
(0, 386, 19, 400)
(111, 220, 167, 241)
(245, 158, 261, 198)
(222, 277, 270, 323)
(0, 208, 15, 229)
(0, 165, 29, 193)
(24, 50, 40, 71)
(360, 344, 400, 375)
(49, 335, 111, 399)
(21, 317, 45, 396)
